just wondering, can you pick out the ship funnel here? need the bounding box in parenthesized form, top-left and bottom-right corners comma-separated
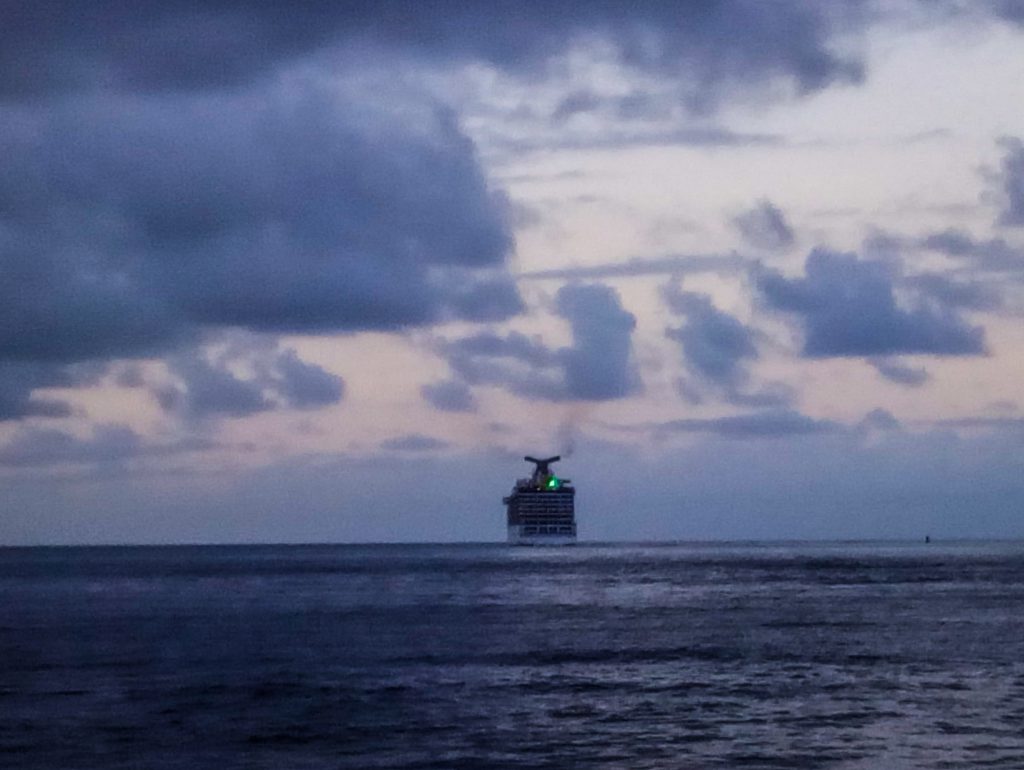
(524, 455, 560, 482)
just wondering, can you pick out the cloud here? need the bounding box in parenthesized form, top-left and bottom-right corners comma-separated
(493, 126, 782, 155)
(157, 341, 344, 420)
(555, 283, 640, 400)
(906, 273, 1002, 311)
(1, 82, 515, 340)
(0, 424, 214, 468)
(0, 425, 141, 468)
(441, 331, 565, 400)
(664, 290, 757, 390)
(756, 248, 987, 358)
(993, 1, 1024, 25)
(732, 200, 796, 251)
(655, 409, 840, 439)
(0, 78, 519, 417)
(421, 380, 477, 413)
(0, 363, 76, 421)
(520, 253, 747, 281)
(921, 228, 1024, 273)
(995, 137, 1024, 226)
(436, 283, 639, 402)
(552, 90, 603, 122)
(663, 287, 791, 407)
(0, 2, 867, 108)
(859, 407, 901, 431)
(271, 350, 345, 409)
(868, 357, 930, 387)
(380, 434, 449, 452)
(929, 416, 1024, 431)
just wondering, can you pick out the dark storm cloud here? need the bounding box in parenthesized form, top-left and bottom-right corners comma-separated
(656, 410, 840, 439)
(0, 0, 879, 419)
(0, 79, 518, 415)
(732, 200, 796, 251)
(421, 380, 477, 413)
(994, 137, 1024, 226)
(1, 2, 867, 106)
(1, 84, 512, 337)
(868, 357, 930, 387)
(756, 248, 987, 358)
(436, 283, 639, 402)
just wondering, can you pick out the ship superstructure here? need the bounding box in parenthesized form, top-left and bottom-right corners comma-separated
(504, 456, 576, 545)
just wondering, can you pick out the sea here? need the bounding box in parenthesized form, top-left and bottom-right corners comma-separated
(2, 541, 1023, 769)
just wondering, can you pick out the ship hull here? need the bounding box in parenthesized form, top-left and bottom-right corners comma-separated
(507, 526, 576, 546)
(505, 488, 576, 546)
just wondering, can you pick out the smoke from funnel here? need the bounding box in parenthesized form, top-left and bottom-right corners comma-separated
(557, 406, 591, 458)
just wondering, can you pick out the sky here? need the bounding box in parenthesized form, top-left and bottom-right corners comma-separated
(2, 0, 1024, 544)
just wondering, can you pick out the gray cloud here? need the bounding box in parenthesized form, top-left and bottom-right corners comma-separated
(0, 363, 77, 421)
(927, 416, 1024, 431)
(157, 342, 344, 420)
(436, 283, 639, 402)
(493, 126, 782, 155)
(1, 83, 514, 339)
(664, 289, 757, 390)
(859, 407, 901, 431)
(380, 434, 449, 452)
(921, 228, 1024, 273)
(271, 351, 345, 409)
(995, 0, 1024, 23)
(0, 2, 867, 108)
(0, 425, 141, 468)
(995, 137, 1024, 226)
(732, 200, 796, 251)
(993, 0, 1024, 25)
(663, 287, 792, 407)
(421, 380, 477, 413)
(442, 331, 562, 397)
(656, 409, 840, 439)
(0, 79, 517, 416)
(552, 90, 603, 122)
(757, 248, 987, 358)
(520, 253, 747, 281)
(869, 357, 930, 387)
(0, 424, 214, 468)
(906, 273, 1002, 311)
(555, 283, 639, 401)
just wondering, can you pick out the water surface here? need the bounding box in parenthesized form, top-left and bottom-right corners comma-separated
(2, 541, 1023, 768)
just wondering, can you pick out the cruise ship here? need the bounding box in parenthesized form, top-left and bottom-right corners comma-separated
(504, 456, 576, 545)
